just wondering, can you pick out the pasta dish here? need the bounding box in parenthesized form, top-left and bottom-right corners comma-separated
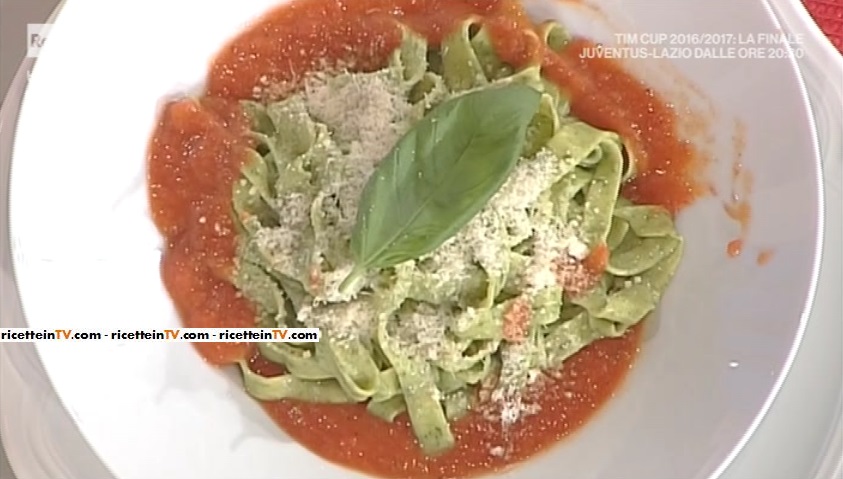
(233, 22, 682, 454)
(147, 0, 700, 477)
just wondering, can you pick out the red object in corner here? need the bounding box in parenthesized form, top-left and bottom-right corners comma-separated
(803, 0, 843, 53)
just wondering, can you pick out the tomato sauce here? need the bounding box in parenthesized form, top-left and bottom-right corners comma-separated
(756, 249, 774, 266)
(723, 122, 754, 258)
(248, 328, 641, 478)
(149, 98, 256, 364)
(146, 0, 706, 477)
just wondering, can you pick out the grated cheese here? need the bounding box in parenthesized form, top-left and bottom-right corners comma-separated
(246, 65, 602, 430)
(490, 341, 541, 429)
(253, 66, 417, 311)
(390, 302, 450, 361)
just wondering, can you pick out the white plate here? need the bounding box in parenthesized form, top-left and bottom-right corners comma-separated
(6, 1, 827, 478)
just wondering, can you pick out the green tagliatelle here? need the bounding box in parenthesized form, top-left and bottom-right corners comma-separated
(229, 19, 683, 456)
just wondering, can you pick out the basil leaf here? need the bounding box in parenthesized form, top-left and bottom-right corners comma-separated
(341, 84, 541, 292)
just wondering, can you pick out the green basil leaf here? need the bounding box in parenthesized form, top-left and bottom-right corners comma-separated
(341, 84, 541, 291)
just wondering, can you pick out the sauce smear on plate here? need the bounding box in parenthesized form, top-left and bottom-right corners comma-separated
(147, 0, 704, 477)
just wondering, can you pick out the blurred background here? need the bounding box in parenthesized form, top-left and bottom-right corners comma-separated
(0, 0, 55, 99)
(1, 2, 58, 476)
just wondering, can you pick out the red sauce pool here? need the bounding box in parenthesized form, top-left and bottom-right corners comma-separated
(146, 0, 706, 477)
